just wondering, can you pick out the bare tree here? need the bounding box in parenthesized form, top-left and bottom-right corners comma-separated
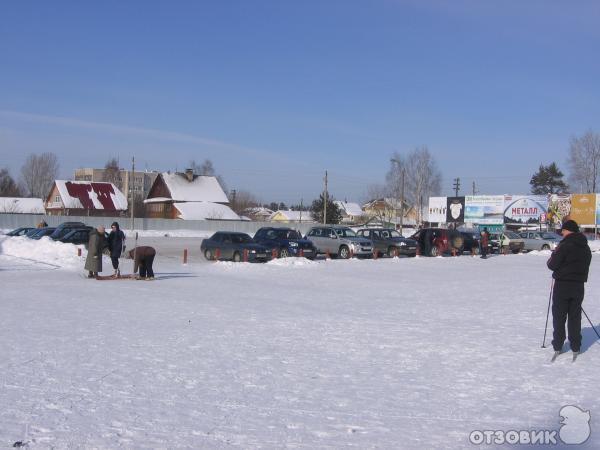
(229, 189, 260, 215)
(386, 146, 442, 224)
(103, 157, 122, 189)
(20, 152, 59, 198)
(567, 130, 600, 193)
(189, 158, 228, 193)
(0, 168, 22, 197)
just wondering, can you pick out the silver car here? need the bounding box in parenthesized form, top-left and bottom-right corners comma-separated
(518, 231, 562, 251)
(306, 226, 373, 259)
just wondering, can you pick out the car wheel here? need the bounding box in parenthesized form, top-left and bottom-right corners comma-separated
(512, 249, 521, 254)
(279, 248, 290, 258)
(388, 246, 397, 257)
(233, 252, 242, 262)
(541, 244, 550, 251)
(204, 249, 213, 260)
(430, 246, 439, 257)
(338, 245, 350, 259)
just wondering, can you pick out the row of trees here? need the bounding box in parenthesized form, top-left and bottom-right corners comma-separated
(0, 153, 60, 198)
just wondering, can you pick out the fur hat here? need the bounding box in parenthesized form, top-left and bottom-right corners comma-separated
(560, 220, 579, 233)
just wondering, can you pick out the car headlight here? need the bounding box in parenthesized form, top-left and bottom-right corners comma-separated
(399, 242, 406, 246)
(250, 250, 257, 254)
(289, 242, 299, 247)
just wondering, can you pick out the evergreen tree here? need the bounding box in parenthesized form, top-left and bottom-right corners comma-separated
(529, 162, 568, 194)
(310, 193, 342, 224)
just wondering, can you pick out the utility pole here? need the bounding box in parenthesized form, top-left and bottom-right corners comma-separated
(299, 198, 303, 223)
(453, 177, 461, 196)
(472, 181, 477, 196)
(130, 156, 135, 232)
(400, 168, 405, 234)
(323, 170, 328, 224)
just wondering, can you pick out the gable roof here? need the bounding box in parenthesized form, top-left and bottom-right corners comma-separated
(53, 180, 128, 211)
(161, 173, 229, 203)
(174, 202, 240, 220)
(0, 197, 45, 214)
(334, 201, 364, 217)
(269, 210, 314, 222)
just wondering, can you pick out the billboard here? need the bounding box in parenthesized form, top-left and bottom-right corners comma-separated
(569, 194, 596, 226)
(428, 197, 447, 223)
(446, 196, 465, 223)
(503, 195, 548, 225)
(548, 194, 571, 227)
(464, 195, 504, 225)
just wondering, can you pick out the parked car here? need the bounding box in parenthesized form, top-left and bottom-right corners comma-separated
(50, 222, 88, 240)
(253, 227, 317, 259)
(490, 231, 525, 254)
(57, 228, 94, 246)
(29, 227, 57, 240)
(201, 232, 272, 262)
(305, 225, 373, 259)
(5, 227, 36, 236)
(410, 228, 464, 256)
(518, 231, 562, 251)
(356, 228, 418, 257)
(459, 230, 481, 255)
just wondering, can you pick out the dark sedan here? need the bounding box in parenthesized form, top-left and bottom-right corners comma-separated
(201, 232, 272, 262)
(5, 227, 36, 236)
(356, 228, 418, 257)
(49, 222, 88, 240)
(58, 228, 94, 246)
(253, 227, 317, 259)
(29, 227, 57, 240)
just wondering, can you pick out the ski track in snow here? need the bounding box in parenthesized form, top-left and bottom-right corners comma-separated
(1, 235, 599, 448)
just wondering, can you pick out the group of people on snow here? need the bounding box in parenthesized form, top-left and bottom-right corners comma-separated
(84, 221, 156, 280)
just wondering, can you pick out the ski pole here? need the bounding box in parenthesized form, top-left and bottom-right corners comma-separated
(541, 279, 555, 348)
(582, 308, 600, 341)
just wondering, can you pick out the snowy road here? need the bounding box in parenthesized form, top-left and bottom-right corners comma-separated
(1, 235, 599, 448)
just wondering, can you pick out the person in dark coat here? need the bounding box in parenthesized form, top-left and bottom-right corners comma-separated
(546, 220, 592, 358)
(480, 227, 490, 259)
(128, 246, 156, 280)
(107, 221, 126, 276)
(84, 226, 106, 278)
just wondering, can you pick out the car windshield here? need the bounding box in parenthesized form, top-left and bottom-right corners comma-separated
(275, 229, 301, 239)
(386, 230, 403, 238)
(334, 228, 357, 238)
(505, 232, 520, 238)
(231, 234, 253, 244)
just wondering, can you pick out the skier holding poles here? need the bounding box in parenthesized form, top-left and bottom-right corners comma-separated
(546, 220, 592, 362)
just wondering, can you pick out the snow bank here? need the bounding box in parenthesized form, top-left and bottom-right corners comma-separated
(0, 236, 86, 270)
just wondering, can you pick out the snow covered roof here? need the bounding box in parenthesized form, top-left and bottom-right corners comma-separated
(0, 197, 45, 214)
(53, 180, 128, 211)
(269, 210, 314, 222)
(174, 202, 240, 220)
(334, 201, 364, 217)
(162, 173, 229, 203)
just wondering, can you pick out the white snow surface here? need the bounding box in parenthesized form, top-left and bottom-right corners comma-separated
(161, 173, 229, 203)
(1, 235, 600, 448)
(174, 201, 240, 221)
(0, 197, 45, 214)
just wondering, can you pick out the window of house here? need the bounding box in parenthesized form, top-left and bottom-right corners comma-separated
(55, 196, 60, 203)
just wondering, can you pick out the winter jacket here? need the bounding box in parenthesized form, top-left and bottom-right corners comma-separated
(128, 246, 156, 273)
(108, 227, 126, 258)
(84, 229, 105, 273)
(547, 232, 592, 283)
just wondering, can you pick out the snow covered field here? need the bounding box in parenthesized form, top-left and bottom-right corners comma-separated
(1, 235, 600, 448)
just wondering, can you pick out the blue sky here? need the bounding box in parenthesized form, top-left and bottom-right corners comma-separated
(1, 0, 599, 204)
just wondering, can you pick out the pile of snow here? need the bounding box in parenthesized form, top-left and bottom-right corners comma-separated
(0, 236, 87, 270)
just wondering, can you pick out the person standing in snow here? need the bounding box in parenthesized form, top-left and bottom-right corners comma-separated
(107, 221, 126, 276)
(85, 226, 106, 278)
(128, 246, 156, 280)
(546, 220, 592, 358)
(480, 227, 490, 259)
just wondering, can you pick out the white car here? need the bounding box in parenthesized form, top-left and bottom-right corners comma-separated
(518, 231, 562, 251)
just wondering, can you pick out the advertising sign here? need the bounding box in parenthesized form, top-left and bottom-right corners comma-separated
(596, 194, 600, 226)
(446, 196, 465, 223)
(428, 197, 447, 223)
(503, 195, 548, 225)
(465, 195, 505, 225)
(570, 194, 596, 226)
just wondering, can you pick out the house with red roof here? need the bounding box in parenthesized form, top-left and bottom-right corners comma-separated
(45, 180, 128, 216)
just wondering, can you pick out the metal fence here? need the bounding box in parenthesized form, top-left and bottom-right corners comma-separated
(0, 213, 316, 235)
